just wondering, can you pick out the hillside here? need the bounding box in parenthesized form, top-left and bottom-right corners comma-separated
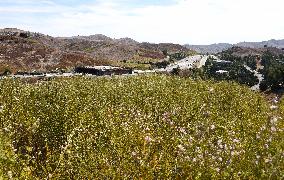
(0, 28, 104, 73)
(0, 28, 194, 73)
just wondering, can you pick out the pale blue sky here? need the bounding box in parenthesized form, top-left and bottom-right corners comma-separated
(0, 0, 283, 44)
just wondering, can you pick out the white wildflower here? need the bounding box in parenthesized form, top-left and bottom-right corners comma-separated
(210, 125, 215, 130)
(271, 117, 278, 124)
(185, 156, 190, 161)
(260, 126, 266, 131)
(177, 144, 186, 152)
(224, 144, 227, 150)
(7, 171, 12, 179)
(188, 136, 193, 143)
(179, 127, 187, 134)
(233, 139, 240, 143)
(270, 105, 278, 110)
(232, 151, 241, 156)
(217, 140, 223, 148)
(122, 122, 128, 127)
(271, 126, 276, 132)
(272, 98, 278, 103)
(203, 111, 210, 117)
(217, 139, 222, 145)
(144, 136, 152, 143)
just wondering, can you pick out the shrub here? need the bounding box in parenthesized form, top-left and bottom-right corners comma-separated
(171, 67, 180, 75)
(260, 51, 284, 91)
(0, 75, 283, 179)
(0, 67, 12, 76)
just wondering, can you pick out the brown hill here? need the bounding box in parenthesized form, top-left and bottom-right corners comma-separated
(0, 28, 194, 73)
(0, 28, 105, 73)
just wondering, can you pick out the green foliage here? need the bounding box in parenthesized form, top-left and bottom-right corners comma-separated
(280, 97, 284, 116)
(177, 53, 259, 87)
(169, 52, 188, 61)
(193, 59, 259, 86)
(83, 47, 94, 53)
(0, 75, 283, 179)
(1, 68, 12, 76)
(113, 61, 152, 70)
(162, 50, 168, 56)
(177, 68, 206, 79)
(26, 38, 39, 44)
(150, 60, 170, 69)
(243, 55, 258, 70)
(219, 49, 258, 70)
(260, 51, 284, 91)
(171, 67, 181, 75)
(218, 48, 284, 92)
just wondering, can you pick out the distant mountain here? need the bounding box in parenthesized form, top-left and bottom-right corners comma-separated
(235, 39, 284, 49)
(185, 43, 233, 54)
(217, 46, 284, 58)
(185, 39, 284, 54)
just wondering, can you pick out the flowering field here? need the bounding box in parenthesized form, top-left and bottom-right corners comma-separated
(0, 75, 283, 179)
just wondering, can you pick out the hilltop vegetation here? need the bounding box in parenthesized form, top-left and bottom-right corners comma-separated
(260, 51, 284, 91)
(0, 75, 283, 179)
(176, 47, 284, 92)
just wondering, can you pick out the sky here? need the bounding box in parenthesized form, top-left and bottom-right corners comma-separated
(0, 0, 284, 45)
